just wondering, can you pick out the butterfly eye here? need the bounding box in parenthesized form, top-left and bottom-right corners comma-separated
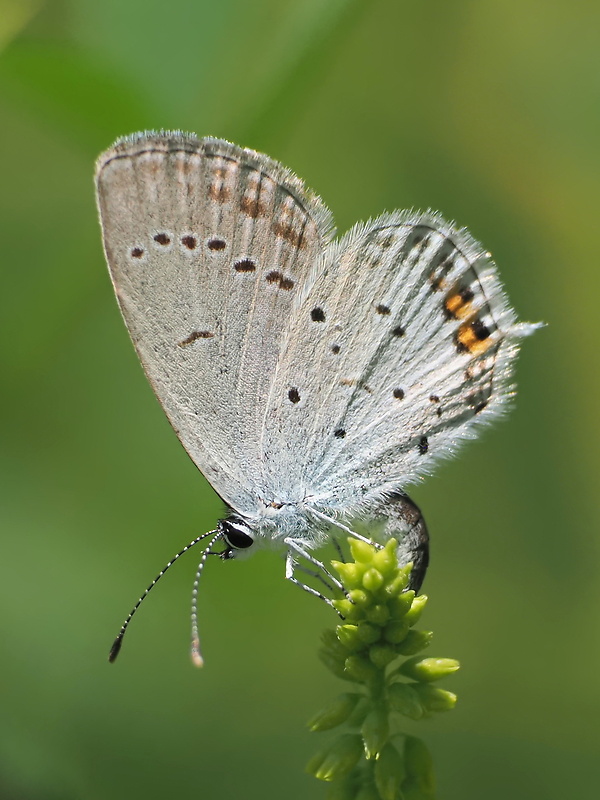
(219, 518, 254, 549)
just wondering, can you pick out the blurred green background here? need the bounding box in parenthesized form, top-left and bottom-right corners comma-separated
(0, 0, 597, 798)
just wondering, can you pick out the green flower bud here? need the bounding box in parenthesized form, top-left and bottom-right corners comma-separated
(387, 682, 424, 720)
(308, 693, 364, 732)
(414, 684, 457, 713)
(349, 539, 377, 563)
(337, 624, 364, 651)
(384, 574, 411, 600)
(319, 631, 355, 679)
(334, 562, 365, 589)
(345, 654, 379, 682)
(403, 736, 435, 793)
(346, 697, 370, 728)
(399, 563, 413, 582)
(374, 742, 406, 800)
(369, 643, 398, 669)
(383, 620, 409, 644)
(333, 593, 362, 620)
(319, 648, 355, 681)
(387, 590, 415, 618)
(361, 705, 389, 759)
(357, 621, 382, 644)
(348, 589, 372, 608)
(365, 603, 391, 626)
(394, 629, 432, 655)
(307, 734, 364, 781)
(372, 539, 398, 575)
(320, 630, 351, 661)
(363, 567, 385, 592)
(403, 594, 428, 626)
(398, 657, 460, 683)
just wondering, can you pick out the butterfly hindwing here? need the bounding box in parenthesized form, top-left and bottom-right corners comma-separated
(261, 211, 537, 512)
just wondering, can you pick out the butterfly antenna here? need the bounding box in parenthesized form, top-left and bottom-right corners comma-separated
(108, 528, 219, 663)
(190, 531, 223, 668)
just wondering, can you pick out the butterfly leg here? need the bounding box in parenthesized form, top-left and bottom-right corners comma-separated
(332, 537, 346, 563)
(306, 507, 383, 548)
(292, 561, 339, 595)
(284, 538, 346, 611)
(285, 547, 335, 607)
(285, 538, 345, 591)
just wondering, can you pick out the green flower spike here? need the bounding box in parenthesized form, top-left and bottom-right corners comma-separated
(307, 538, 459, 800)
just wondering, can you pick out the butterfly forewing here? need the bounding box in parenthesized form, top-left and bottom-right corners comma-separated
(261, 211, 536, 512)
(96, 133, 334, 514)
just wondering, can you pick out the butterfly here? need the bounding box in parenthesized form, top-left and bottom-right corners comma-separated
(95, 131, 539, 664)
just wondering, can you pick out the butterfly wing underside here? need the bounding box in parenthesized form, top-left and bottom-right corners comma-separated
(261, 211, 538, 513)
(95, 132, 334, 514)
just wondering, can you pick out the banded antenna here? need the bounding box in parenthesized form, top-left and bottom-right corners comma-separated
(109, 528, 220, 664)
